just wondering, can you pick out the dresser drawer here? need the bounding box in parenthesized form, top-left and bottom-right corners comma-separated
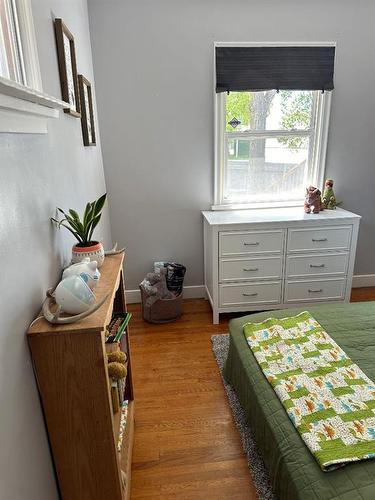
(220, 256, 282, 282)
(220, 281, 282, 307)
(285, 278, 346, 303)
(219, 230, 283, 257)
(287, 226, 352, 253)
(286, 253, 349, 278)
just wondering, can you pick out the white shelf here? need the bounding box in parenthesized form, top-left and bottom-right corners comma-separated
(0, 76, 68, 133)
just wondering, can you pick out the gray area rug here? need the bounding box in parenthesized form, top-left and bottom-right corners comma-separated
(211, 334, 275, 500)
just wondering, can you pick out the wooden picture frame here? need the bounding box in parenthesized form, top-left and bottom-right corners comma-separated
(54, 18, 80, 117)
(78, 74, 96, 146)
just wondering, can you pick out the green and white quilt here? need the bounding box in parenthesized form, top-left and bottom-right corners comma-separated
(243, 311, 375, 471)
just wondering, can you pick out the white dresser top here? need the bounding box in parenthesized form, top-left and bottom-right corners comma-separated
(202, 207, 361, 226)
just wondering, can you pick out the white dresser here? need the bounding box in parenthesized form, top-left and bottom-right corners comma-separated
(202, 207, 361, 323)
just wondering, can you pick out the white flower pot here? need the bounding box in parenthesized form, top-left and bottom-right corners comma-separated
(71, 241, 105, 267)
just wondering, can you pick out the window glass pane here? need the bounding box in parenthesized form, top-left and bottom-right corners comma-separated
(224, 136, 310, 203)
(0, 0, 25, 84)
(226, 90, 314, 132)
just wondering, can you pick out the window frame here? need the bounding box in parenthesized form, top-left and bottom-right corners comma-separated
(0, 0, 66, 133)
(213, 41, 334, 210)
(13, 0, 42, 90)
(0, 0, 27, 85)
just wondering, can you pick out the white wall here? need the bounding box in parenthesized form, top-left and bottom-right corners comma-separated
(0, 1, 111, 498)
(88, 0, 375, 291)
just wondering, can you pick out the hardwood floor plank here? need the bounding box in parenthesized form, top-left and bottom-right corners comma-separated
(351, 287, 375, 302)
(132, 459, 256, 499)
(129, 291, 375, 499)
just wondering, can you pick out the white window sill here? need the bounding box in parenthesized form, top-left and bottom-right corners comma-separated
(0, 76, 68, 133)
(211, 200, 304, 211)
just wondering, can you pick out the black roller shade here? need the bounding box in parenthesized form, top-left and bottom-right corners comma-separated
(215, 46, 335, 93)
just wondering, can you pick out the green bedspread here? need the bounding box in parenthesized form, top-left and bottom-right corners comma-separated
(224, 302, 375, 500)
(243, 311, 375, 472)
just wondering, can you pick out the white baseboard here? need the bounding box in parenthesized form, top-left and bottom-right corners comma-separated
(125, 285, 207, 304)
(352, 274, 375, 288)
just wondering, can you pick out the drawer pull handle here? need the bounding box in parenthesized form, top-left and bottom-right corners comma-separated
(308, 288, 323, 293)
(309, 264, 325, 268)
(242, 292, 258, 297)
(244, 242, 260, 246)
(243, 268, 259, 272)
(312, 238, 327, 242)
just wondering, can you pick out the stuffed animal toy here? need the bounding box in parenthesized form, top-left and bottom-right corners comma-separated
(304, 186, 323, 214)
(322, 179, 337, 210)
(141, 267, 174, 306)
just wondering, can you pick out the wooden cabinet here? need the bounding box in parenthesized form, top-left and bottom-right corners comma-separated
(27, 254, 134, 500)
(203, 207, 361, 324)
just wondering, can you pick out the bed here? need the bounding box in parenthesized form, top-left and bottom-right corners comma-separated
(224, 302, 375, 500)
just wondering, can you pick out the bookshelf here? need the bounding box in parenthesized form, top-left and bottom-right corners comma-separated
(27, 254, 134, 500)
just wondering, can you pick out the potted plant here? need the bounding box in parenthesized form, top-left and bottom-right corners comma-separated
(52, 193, 107, 267)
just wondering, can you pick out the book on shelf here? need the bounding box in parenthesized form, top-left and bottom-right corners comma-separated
(106, 312, 132, 344)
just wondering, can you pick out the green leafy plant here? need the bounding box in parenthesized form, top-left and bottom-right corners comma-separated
(51, 193, 107, 247)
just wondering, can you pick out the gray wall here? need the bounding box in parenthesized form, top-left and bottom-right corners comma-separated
(0, 1, 110, 498)
(88, 0, 375, 290)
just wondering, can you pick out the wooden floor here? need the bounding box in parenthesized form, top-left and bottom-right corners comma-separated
(128, 289, 375, 499)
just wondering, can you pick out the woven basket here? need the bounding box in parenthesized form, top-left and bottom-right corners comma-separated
(140, 287, 183, 323)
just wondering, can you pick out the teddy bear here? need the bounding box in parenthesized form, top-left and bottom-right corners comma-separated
(304, 186, 323, 214)
(141, 267, 174, 306)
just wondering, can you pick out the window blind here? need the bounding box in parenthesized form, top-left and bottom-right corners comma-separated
(215, 46, 335, 93)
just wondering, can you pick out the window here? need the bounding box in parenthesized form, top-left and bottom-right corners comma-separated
(0, 0, 42, 89)
(0, 0, 66, 133)
(0, 0, 26, 84)
(214, 43, 333, 209)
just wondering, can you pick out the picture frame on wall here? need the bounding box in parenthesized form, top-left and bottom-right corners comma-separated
(54, 18, 80, 117)
(78, 74, 96, 146)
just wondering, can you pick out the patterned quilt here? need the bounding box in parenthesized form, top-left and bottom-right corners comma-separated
(243, 311, 375, 471)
